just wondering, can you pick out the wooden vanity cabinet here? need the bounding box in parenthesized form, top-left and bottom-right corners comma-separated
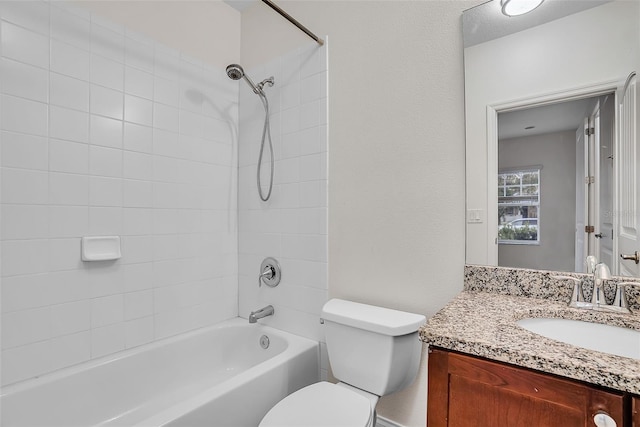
(633, 396, 640, 427)
(427, 348, 625, 427)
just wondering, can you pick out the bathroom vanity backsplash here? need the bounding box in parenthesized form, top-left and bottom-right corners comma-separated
(464, 264, 640, 311)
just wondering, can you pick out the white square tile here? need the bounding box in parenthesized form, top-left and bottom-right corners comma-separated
(125, 37, 154, 73)
(50, 73, 90, 111)
(50, 301, 90, 336)
(298, 126, 321, 156)
(89, 206, 122, 235)
(299, 180, 321, 208)
(50, 105, 89, 143)
(179, 109, 203, 138)
(1, 21, 49, 69)
(122, 262, 153, 292)
(300, 100, 320, 130)
(90, 115, 122, 148)
(1, 340, 51, 386)
(123, 179, 152, 208)
(1, 94, 48, 137)
(89, 176, 122, 207)
(0, 1, 50, 35)
(1, 204, 49, 240)
(91, 294, 124, 328)
(122, 208, 153, 236)
(1, 131, 48, 170)
(123, 151, 152, 181)
(281, 82, 300, 110)
(51, 39, 90, 81)
(1, 239, 49, 277)
(48, 206, 88, 239)
(125, 67, 153, 99)
(153, 235, 179, 261)
(90, 85, 123, 120)
(123, 122, 152, 153)
(91, 323, 125, 358)
(1, 273, 52, 313)
(121, 235, 153, 264)
(49, 172, 89, 206)
(124, 316, 153, 348)
(301, 73, 323, 104)
(91, 23, 124, 63)
(50, 4, 90, 50)
(153, 103, 179, 132)
(124, 95, 153, 127)
(89, 145, 123, 178)
(49, 269, 90, 304)
(0, 58, 48, 103)
(299, 154, 322, 182)
(154, 76, 179, 106)
(89, 263, 124, 298)
(91, 55, 124, 92)
(1, 306, 51, 349)
(50, 139, 89, 174)
(1, 168, 48, 204)
(48, 238, 83, 271)
(124, 290, 153, 320)
(281, 106, 300, 135)
(49, 331, 91, 372)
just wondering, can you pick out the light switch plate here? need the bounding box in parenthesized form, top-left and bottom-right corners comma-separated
(467, 209, 484, 224)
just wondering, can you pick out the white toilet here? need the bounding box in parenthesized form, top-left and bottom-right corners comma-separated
(259, 299, 426, 427)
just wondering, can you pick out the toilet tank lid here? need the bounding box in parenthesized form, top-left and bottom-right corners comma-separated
(321, 299, 426, 336)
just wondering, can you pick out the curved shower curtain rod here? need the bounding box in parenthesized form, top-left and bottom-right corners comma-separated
(261, 0, 324, 46)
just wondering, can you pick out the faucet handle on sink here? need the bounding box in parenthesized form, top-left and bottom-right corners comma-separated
(552, 275, 586, 307)
(612, 282, 640, 313)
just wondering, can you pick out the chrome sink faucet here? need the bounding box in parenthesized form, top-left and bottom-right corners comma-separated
(554, 261, 637, 314)
(591, 262, 612, 306)
(249, 305, 274, 323)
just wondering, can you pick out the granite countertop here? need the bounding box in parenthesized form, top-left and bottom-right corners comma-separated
(420, 291, 640, 394)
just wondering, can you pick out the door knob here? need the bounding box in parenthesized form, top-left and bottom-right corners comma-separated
(593, 411, 616, 427)
(620, 251, 640, 264)
(594, 233, 604, 238)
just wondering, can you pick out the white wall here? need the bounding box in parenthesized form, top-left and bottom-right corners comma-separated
(241, 2, 470, 425)
(237, 41, 329, 377)
(0, 0, 240, 385)
(465, 0, 640, 265)
(498, 130, 576, 271)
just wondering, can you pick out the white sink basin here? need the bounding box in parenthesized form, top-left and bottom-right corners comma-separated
(517, 318, 640, 360)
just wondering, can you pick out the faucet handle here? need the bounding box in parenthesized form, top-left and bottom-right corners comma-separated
(613, 282, 640, 313)
(552, 275, 585, 306)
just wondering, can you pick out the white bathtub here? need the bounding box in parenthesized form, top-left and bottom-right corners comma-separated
(0, 318, 319, 427)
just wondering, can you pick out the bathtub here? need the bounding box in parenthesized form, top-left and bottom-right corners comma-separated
(1, 318, 319, 427)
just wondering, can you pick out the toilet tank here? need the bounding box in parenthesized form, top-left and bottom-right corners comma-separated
(320, 299, 426, 396)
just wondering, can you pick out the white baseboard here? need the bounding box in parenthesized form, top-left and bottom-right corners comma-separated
(375, 415, 405, 427)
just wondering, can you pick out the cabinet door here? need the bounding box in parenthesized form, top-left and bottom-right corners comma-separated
(427, 348, 624, 427)
(633, 396, 640, 427)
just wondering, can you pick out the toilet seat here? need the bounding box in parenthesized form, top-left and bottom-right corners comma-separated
(259, 382, 374, 427)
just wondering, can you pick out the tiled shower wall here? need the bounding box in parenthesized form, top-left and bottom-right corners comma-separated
(238, 42, 328, 376)
(0, 1, 239, 385)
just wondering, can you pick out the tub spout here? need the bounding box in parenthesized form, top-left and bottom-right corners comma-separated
(249, 305, 274, 324)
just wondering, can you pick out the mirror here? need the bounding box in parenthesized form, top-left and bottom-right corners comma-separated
(463, 0, 640, 276)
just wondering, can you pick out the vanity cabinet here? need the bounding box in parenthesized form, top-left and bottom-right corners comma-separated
(427, 348, 626, 427)
(633, 397, 640, 427)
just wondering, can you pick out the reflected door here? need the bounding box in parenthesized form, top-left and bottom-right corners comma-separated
(617, 73, 640, 277)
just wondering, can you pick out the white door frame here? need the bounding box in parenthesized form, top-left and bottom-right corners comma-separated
(486, 80, 620, 266)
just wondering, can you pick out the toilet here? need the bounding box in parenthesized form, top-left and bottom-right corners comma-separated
(259, 299, 426, 427)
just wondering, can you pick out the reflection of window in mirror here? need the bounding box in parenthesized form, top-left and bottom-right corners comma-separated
(498, 168, 540, 245)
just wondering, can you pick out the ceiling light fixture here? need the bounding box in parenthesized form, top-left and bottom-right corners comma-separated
(501, 0, 544, 17)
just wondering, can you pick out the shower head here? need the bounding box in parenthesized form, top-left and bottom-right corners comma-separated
(226, 63, 261, 94)
(226, 64, 244, 80)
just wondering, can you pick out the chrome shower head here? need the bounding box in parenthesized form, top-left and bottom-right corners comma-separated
(226, 64, 244, 80)
(226, 63, 261, 94)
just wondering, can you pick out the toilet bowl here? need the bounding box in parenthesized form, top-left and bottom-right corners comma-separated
(259, 299, 425, 427)
(259, 382, 375, 427)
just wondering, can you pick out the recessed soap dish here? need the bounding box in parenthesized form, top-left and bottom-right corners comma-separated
(81, 236, 121, 261)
